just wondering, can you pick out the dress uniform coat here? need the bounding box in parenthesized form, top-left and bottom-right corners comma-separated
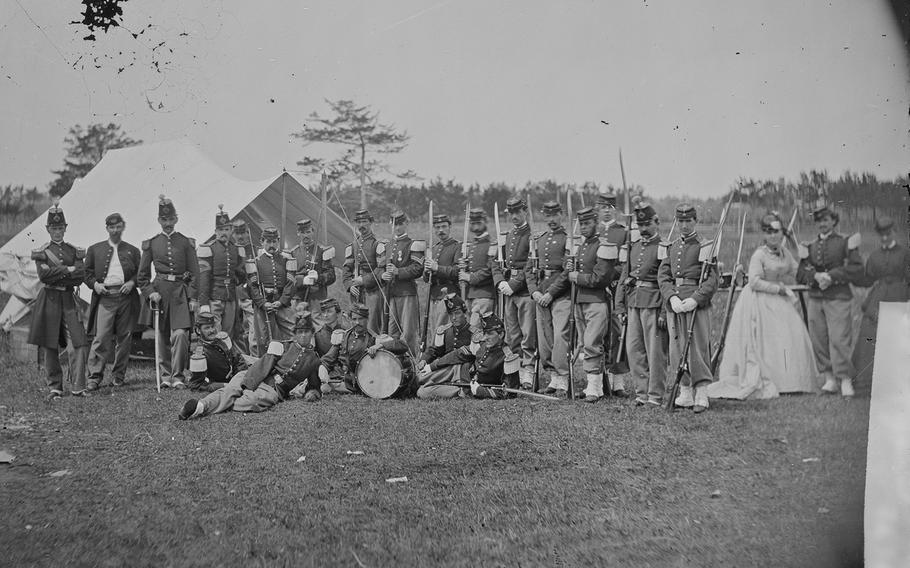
(197, 239, 246, 337)
(573, 234, 614, 380)
(84, 239, 141, 386)
(424, 236, 462, 348)
(416, 341, 508, 399)
(248, 249, 296, 345)
(28, 240, 89, 393)
(657, 233, 718, 388)
(342, 233, 385, 335)
(189, 333, 248, 391)
(464, 232, 497, 328)
(599, 220, 628, 373)
(526, 227, 571, 388)
(492, 223, 536, 383)
(384, 233, 425, 355)
(616, 233, 669, 403)
(290, 241, 336, 311)
(137, 230, 200, 385)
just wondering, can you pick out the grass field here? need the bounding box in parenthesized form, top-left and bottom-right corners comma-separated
(1, 352, 868, 567)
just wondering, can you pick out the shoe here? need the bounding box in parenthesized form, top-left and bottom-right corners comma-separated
(612, 388, 628, 398)
(70, 390, 91, 398)
(46, 389, 64, 401)
(555, 388, 567, 399)
(520, 382, 533, 391)
(840, 379, 855, 398)
(582, 394, 602, 403)
(112, 378, 125, 387)
(178, 399, 198, 420)
(538, 386, 557, 395)
(693, 385, 709, 414)
(820, 377, 839, 394)
(646, 397, 662, 407)
(159, 379, 173, 389)
(634, 396, 648, 406)
(303, 389, 322, 403)
(674, 386, 695, 408)
(171, 381, 187, 390)
(86, 380, 100, 392)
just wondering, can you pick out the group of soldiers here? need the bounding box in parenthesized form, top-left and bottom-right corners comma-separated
(27, 190, 907, 419)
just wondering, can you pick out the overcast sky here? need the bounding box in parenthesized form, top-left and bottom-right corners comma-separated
(0, 0, 907, 198)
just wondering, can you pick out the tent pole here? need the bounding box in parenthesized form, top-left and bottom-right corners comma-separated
(281, 170, 288, 250)
(321, 175, 329, 243)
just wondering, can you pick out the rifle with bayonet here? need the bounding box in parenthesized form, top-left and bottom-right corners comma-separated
(244, 225, 273, 345)
(494, 202, 506, 319)
(666, 191, 735, 412)
(419, 201, 434, 353)
(565, 186, 578, 402)
(527, 192, 541, 392)
(459, 201, 471, 301)
(611, 149, 634, 385)
(447, 382, 560, 401)
(710, 210, 747, 375)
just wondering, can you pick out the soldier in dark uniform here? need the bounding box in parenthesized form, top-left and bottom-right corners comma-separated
(457, 208, 497, 331)
(596, 190, 629, 395)
(313, 297, 346, 357)
(492, 196, 537, 389)
(658, 203, 718, 413)
(28, 201, 90, 399)
(138, 195, 200, 389)
(568, 207, 615, 402)
(289, 218, 336, 314)
(186, 310, 248, 392)
(422, 212, 462, 349)
(416, 292, 473, 378)
(852, 216, 910, 383)
(381, 210, 425, 356)
(230, 219, 257, 355)
(246, 226, 296, 350)
(84, 212, 141, 391)
(197, 205, 246, 342)
(796, 203, 864, 397)
(615, 202, 668, 407)
(416, 311, 513, 399)
(319, 304, 409, 394)
(342, 209, 386, 336)
(178, 314, 322, 420)
(528, 201, 571, 396)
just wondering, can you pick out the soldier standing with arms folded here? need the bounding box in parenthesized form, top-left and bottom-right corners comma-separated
(567, 206, 614, 402)
(422, 212, 462, 348)
(615, 203, 668, 407)
(28, 201, 90, 399)
(457, 208, 497, 331)
(795, 203, 864, 397)
(343, 209, 386, 336)
(84, 213, 141, 391)
(528, 201, 571, 396)
(658, 204, 718, 413)
(492, 196, 537, 389)
(290, 218, 336, 314)
(196, 205, 246, 339)
(381, 210, 425, 355)
(247, 226, 296, 348)
(138, 195, 199, 389)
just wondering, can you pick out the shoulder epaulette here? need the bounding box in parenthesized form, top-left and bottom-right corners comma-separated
(597, 244, 618, 260)
(31, 245, 48, 261)
(797, 244, 809, 259)
(236, 245, 246, 258)
(376, 240, 388, 255)
(281, 250, 294, 260)
(486, 241, 497, 256)
(629, 229, 641, 243)
(322, 246, 336, 261)
(410, 240, 427, 253)
(344, 244, 353, 258)
(698, 240, 714, 262)
(847, 233, 861, 250)
(197, 245, 213, 258)
(203, 237, 216, 246)
(657, 241, 671, 261)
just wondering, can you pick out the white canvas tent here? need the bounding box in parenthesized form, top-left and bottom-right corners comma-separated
(0, 139, 353, 330)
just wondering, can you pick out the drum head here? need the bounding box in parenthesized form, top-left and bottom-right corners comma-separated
(356, 349, 404, 399)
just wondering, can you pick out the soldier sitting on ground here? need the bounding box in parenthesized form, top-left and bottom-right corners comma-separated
(187, 309, 249, 392)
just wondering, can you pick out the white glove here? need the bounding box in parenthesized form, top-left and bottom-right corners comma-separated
(669, 296, 684, 314)
(680, 298, 698, 312)
(198, 304, 212, 314)
(330, 329, 344, 346)
(498, 281, 514, 296)
(318, 364, 330, 384)
(470, 341, 482, 355)
(302, 269, 318, 286)
(418, 364, 432, 380)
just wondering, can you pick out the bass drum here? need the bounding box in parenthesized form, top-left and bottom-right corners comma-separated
(355, 349, 415, 399)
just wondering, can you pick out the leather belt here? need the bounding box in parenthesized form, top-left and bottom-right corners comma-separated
(675, 278, 698, 286)
(158, 274, 180, 282)
(542, 269, 563, 278)
(634, 281, 658, 289)
(45, 285, 71, 292)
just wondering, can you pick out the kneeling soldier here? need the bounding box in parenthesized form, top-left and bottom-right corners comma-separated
(179, 314, 322, 420)
(187, 310, 249, 392)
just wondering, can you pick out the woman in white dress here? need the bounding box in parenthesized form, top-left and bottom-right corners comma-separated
(708, 213, 818, 400)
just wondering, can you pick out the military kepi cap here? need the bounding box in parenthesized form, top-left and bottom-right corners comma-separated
(674, 203, 697, 221)
(46, 200, 66, 227)
(350, 303, 370, 318)
(811, 201, 838, 222)
(432, 214, 451, 225)
(468, 208, 487, 222)
(874, 216, 894, 234)
(319, 297, 340, 311)
(443, 291, 467, 313)
(481, 312, 504, 333)
(293, 313, 315, 332)
(576, 206, 598, 222)
(390, 210, 407, 224)
(596, 191, 618, 207)
(505, 196, 527, 213)
(105, 212, 124, 226)
(541, 201, 562, 215)
(296, 218, 313, 231)
(232, 219, 247, 233)
(215, 204, 231, 229)
(634, 202, 657, 224)
(196, 310, 217, 327)
(158, 194, 177, 218)
(261, 226, 280, 240)
(354, 209, 373, 222)
(760, 213, 784, 233)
